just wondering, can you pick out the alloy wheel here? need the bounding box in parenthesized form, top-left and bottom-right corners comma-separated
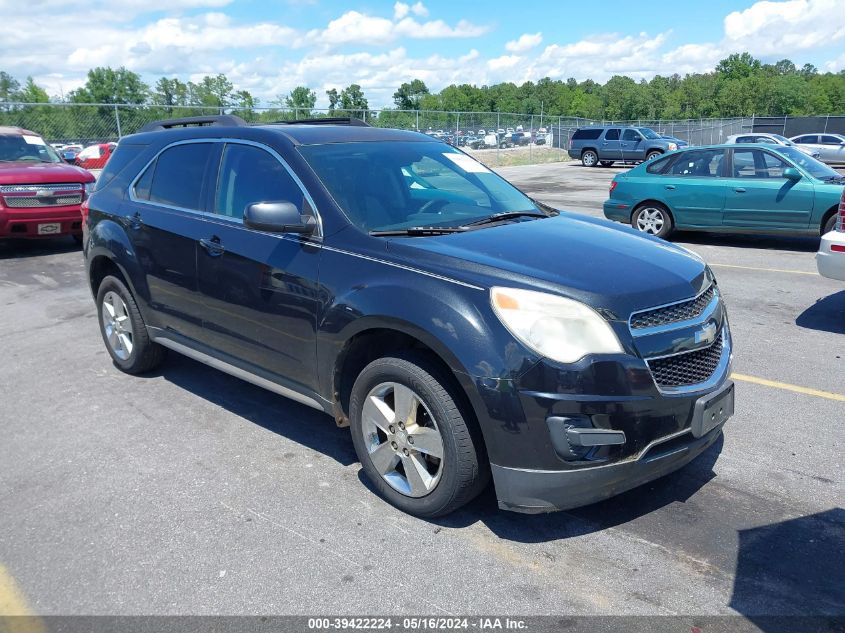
(360, 381, 445, 497)
(101, 291, 134, 361)
(636, 207, 665, 235)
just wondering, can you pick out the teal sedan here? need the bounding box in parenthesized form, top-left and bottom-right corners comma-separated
(603, 144, 844, 239)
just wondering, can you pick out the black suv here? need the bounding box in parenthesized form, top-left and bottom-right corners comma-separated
(83, 116, 734, 517)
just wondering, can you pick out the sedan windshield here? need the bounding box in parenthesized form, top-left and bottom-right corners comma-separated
(775, 146, 841, 180)
(300, 141, 541, 233)
(0, 135, 62, 163)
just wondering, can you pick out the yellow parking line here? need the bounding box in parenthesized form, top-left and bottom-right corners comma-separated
(710, 263, 817, 276)
(0, 564, 44, 633)
(732, 373, 845, 402)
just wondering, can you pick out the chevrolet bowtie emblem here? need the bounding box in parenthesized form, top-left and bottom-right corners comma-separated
(695, 322, 717, 345)
(35, 189, 56, 197)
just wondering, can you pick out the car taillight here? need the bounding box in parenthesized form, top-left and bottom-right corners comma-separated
(838, 189, 845, 231)
(609, 180, 618, 195)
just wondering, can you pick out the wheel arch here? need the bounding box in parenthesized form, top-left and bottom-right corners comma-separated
(820, 204, 839, 235)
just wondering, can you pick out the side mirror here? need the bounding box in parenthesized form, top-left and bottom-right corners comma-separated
(243, 201, 316, 234)
(783, 167, 802, 181)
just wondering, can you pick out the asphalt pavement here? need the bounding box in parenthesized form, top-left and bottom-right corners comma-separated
(0, 161, 842, 622)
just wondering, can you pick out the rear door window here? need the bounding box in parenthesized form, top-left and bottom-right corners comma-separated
(668, 149, 724, 177)
(146, 143, 215, 211)
(604, 128, 621, 141)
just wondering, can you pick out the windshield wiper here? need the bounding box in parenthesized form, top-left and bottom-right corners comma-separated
(369, 226, 468, 236)
(462, 211, 549, 227)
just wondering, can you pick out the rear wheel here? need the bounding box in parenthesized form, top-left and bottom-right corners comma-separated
(632, 203, 673, 239)
(350, 352, 488, 517)
(581, 150, 599, 167)
(96, 275, 165, 374)
(599, 161, 614, 167)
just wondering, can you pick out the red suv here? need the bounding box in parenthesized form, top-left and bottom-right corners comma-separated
(0, 126, 96, 242)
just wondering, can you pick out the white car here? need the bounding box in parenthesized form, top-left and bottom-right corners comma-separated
(725, 133, 820, 158)
(790, 133, 845, 164)
(817, 193, 845, 281)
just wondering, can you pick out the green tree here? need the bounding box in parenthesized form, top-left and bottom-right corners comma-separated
(393, 79, 429, 110)
(17, 77, 49, 103)
(69, 67, 148, 104)
(188, 74, 234, 109)
(339, 84, 368, 118)
(152, 77, 189, 109)
(326, 88, 339, 112)
(0, 71, 20, 102)
(284, 86, 317, 115)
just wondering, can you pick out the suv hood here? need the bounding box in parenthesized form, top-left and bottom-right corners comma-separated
(389, 213, 710, 318)
(0, 161, 94, 185)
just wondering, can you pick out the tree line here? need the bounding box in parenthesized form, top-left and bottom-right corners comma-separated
(1, 52, 844, 141)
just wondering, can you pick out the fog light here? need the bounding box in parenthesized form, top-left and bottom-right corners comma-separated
(547, 415, 626, 462)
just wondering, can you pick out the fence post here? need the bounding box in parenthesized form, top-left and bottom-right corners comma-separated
(114, 104, 122, 139)
(415, 110, 419, 131)
(824, 114, 830, 133)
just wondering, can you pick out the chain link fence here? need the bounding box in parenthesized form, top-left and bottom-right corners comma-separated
(0, 102, 756, 167)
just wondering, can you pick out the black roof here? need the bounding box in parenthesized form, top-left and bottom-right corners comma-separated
(255, 124, 432, 145)
(125, 122, 436, 146)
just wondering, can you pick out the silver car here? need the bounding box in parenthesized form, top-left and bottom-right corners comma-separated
(725, 133, 820, 158)
(789, 133, 845, 164)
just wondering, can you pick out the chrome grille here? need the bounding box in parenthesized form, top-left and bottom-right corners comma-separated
(631, 284, 715, 329)
(647, 332, 724, 388)
(0, 183, 84, 209)
(4, 194, 82, 208)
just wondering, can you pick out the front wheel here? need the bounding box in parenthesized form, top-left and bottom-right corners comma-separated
(645, 151, 663, 161)
(823, 214, 837, 235)
(350, 353, 488, 517)
(581, 150, 598, 167)
(599, 161, 614, 167)
(632, 203, 674, 239)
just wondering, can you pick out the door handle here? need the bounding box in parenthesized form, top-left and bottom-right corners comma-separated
(199, 236, 225, 256)
(128, 211, 142, 230)
(734, 187, 747, 193)
(665, 185, 676, 190)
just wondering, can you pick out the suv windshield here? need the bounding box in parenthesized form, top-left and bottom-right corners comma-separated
(774, 146, 841, 180)
(300, 141, 540, 232)
(638, 128, 661, 140)
(0, 135, 62, 163)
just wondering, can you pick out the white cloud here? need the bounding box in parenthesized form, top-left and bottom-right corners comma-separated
(3, 0, 845, 108)
(505, 32, 542, 53)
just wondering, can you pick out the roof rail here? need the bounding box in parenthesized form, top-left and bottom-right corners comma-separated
(268, 117, 371, 127)
(138, 115, 247, 133)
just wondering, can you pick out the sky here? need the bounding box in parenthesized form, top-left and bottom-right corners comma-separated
(3, 0, 845, 107)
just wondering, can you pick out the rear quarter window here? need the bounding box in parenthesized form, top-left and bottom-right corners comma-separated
(572, 128, 602, 141)
(646, 155, 674, 174)
(96, 144, 144, 190)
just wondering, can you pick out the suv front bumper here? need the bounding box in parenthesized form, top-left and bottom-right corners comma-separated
(492, 382, 730, 513)
(0, 205, 84, 238)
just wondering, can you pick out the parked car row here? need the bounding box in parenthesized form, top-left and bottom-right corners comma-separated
(49, 141, 118, 169)
(426, 126, 552, 150)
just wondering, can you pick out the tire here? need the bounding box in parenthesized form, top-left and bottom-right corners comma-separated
(632, 203, 674, 239)
(96, 275, 166, 374)
(823, 214, 837, 235)
(581, 150, 599, 167)
(349, 352, 488, 518)
(645, 151, 663, 162)
(599, 161, 614, 167)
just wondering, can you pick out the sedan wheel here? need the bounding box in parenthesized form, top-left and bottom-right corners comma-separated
(361, 381, 445, 497)
(633, 205, 673, 238)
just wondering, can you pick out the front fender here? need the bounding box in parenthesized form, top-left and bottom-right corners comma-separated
(316, 271, 543, 465)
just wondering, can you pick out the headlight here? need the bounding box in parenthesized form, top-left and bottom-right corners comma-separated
(491, 287, 623, 364)
(83, 182, 95, 199)
(668, 143, 678, 151)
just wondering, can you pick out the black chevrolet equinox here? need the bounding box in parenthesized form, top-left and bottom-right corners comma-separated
(83, 115, 734, 517)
